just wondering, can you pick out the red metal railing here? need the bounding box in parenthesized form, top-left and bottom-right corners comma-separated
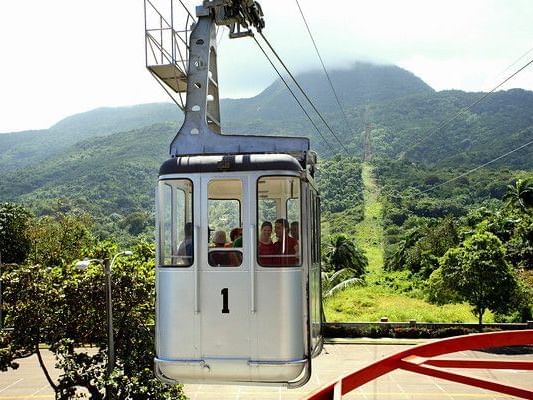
(304, 330, 533, 400)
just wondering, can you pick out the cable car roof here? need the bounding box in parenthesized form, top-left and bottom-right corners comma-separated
(159, 153, 305, 175)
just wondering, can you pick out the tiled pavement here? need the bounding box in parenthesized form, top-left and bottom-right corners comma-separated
(0, 340, 531, 399)
(184, 342, 533, 399)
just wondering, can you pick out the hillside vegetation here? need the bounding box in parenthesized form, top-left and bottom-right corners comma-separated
(1, 62, 531, 323)
(324, 157, 531, 323)
(0, 103, 181, 172)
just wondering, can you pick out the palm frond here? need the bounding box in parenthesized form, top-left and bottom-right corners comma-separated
(324, 277, 364, 298)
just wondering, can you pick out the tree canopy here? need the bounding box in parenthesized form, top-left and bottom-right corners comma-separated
(0, 210, 184, 399)
(0, 202, 32, 264)
(440, 231, 518, 325)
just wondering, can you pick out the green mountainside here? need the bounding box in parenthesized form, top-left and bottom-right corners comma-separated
(0, 123, 178, 238)
(222, 62, 433, 120)
(369, 89, 533, 168)
(0, 103, 181, 172)
(1, 62, 532, 232)
(1, 62, 531, 322)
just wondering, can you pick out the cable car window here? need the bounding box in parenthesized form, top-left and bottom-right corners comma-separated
(158, 179, 193, 267)
(257, 176, 301, 267)
(286, 198, 300, 242)
(208, 179, 243, 267)
(208, 199, 241, 236)
(258, 199, 277, 224)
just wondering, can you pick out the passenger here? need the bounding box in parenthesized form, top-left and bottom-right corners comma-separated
(229, 227, 243, 248)
(212, 230, 227, 247)
(209, 230, 232, 266)
(273, 218, 298, 265)
(177, 222, 193, 262)
(258, 221, 275, 266)
(290, 221, 299, 240)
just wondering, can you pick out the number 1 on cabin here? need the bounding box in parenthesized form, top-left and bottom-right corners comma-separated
(221, 288, 230, 314)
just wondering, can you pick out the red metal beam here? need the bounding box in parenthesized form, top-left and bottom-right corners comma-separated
(424, 358, 533, 370)
(400, 357, 533, 399)
(304, 330, 533, 400)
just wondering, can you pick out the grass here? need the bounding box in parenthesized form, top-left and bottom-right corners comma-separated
(324, 285, 494, 323)
(354, 163, 384, 274)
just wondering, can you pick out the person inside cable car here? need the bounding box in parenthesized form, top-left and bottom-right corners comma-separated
(228, 227, 243, 248)
(177, 222, 193, 265)
(273, 218, 299, 266)
(290, 221, 299, 240)
(209, 230, 241, 267)
(209, 230, 228, 265)
(258, 221, 276, 266)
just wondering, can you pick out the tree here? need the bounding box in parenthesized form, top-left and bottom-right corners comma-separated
(120, 211, 151, 236)
(440, 231, 518, 326)
(385, 227, 423, 271)
(0, 202, 32, 264)
(325, 234, 368, 276)
(504, 178, 533, 212)
(321, 234, 368, 298)
(0, 239, 185, 399)
(27, 210, 94, 267)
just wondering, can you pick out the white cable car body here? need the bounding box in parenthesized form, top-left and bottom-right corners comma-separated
(146, 0, 322, 388)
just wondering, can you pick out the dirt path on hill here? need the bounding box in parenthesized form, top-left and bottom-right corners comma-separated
(354, 162, 384, 273)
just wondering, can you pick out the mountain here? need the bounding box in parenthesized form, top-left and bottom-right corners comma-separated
(0, 103, 181, 172)
(220, 63, 533, 166)
(222, 62, 433, 121)
(220, 62, 435, 155)
(368, 88, 533, 168)
(0, 123, 178, 238)
(1, 63, 434, 168)
(1, 61, 532, 230)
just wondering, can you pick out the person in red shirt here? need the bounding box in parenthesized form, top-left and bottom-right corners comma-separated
(273, 218, 299, 266)
(258, 221, 276, 266)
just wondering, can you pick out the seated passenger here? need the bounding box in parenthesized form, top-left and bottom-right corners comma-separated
(272, 218, 298, 265)
(258, 221, 275, 266)
(209, 230, 241, 267)
(177, 222, 193, 263)
(290, 221, 299, 240)
(227, 227, 243, 248)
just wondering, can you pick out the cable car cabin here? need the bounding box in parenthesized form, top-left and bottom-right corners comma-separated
(146, 0, 322, 388)
(154, 153, 322, 387)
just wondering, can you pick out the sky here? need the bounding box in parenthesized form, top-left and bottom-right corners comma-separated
(0, 0, 532, 133)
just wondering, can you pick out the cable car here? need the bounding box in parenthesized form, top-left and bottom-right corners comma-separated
(147, 0, 323, 388)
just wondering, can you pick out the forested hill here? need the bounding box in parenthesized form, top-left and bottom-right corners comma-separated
(2, 62, 532, 170)
(0, 103, 181, 172)
(221, 62, 433, 121)
(1, 62, 533, 214)
(370, 88, 533, 169)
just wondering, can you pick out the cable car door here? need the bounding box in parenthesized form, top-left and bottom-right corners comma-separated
(198, 176, 251, 377)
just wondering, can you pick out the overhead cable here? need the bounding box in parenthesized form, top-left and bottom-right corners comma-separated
(257, 32, 351, 155)
(253, 36, 337, 153)
(294, 0, 354, 145)
(405, 56, 533, 155)
(416, 128, 533, 196)
(493, 44, 533, 81)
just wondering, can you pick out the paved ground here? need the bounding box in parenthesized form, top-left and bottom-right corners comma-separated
(0, 340, 531, 399)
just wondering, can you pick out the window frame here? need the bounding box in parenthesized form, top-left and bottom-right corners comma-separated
(207, 178, 244, 268)
(158, 178, 194, 268)
(256, 174, 302, 268)
(207, 198, 242, 230)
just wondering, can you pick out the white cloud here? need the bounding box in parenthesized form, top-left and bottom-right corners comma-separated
(1, 0, 532, 132)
